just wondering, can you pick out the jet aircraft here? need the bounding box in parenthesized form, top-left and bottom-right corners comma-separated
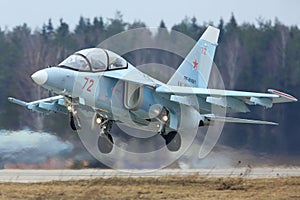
(8, 26, 297, 153)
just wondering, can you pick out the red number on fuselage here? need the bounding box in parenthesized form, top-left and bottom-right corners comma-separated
(82, 77, 94, 92)
(87, 79, 94, 92)
(82, 77, 89, 89)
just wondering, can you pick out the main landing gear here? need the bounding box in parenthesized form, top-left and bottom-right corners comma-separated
(162, 131, 181, 152)
(158, 123, 181, 152)
(67, 100, 114, 154)
(93, 114, 114, 154)
(97, 120, 114, 154)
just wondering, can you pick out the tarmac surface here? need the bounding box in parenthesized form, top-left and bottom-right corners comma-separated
(1, 167, 300, 182)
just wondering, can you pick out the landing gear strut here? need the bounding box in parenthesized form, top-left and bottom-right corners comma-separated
(156, 118, 181, 152)
(94, 115, 114, 154)
(65, 98, 82, 131)
(69, 108, 81, 131)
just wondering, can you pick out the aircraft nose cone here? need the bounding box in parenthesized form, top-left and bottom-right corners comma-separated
(31, 70, 48, 85)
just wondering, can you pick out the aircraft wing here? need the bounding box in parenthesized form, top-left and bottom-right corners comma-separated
(156, 85, 297, 112)
(8, 95, 68, 115)
(103, 68, 158, 87)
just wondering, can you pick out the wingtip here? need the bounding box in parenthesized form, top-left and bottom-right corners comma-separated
(270, 122, 279, 126)
(7, 97, 28, 106)
(268, 89, 298, 102)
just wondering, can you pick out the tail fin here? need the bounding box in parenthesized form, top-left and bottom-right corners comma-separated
(167, 26, 220, 88)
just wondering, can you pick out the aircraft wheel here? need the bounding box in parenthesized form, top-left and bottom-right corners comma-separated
(163, 131, 181, 152)
(98, 134, 114, 154)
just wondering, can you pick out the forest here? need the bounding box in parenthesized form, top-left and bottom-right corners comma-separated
(0, 13, 299, 155)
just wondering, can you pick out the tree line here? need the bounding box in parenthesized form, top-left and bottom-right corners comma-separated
(0, 13, 299, 155)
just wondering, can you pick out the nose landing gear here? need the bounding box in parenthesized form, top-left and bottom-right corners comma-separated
(69, 106, 81, 131)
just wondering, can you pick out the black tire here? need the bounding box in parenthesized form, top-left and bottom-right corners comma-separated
(98, 134, 114, 154)
(163, 131, 181, 152)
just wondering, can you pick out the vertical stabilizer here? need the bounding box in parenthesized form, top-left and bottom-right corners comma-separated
(167, 26, 220, 88)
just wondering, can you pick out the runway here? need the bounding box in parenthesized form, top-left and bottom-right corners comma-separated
(1, 167, 300, 182)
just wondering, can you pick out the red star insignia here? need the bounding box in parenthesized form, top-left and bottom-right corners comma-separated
(193, 59, 198, 69)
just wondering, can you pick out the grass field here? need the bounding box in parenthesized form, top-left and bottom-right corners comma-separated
(1, 176, 300, 200)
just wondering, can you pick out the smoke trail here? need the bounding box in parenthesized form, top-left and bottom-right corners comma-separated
(0, 130, 73, 168)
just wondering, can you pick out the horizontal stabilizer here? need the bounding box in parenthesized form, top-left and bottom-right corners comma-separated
(204, 114, 278, 125)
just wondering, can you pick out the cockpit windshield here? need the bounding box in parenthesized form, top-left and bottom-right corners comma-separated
(58, 48, 127, 72)
(59, 54, 90, 71)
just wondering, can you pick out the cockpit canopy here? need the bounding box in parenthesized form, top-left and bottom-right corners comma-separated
(58, 48, 127, 72)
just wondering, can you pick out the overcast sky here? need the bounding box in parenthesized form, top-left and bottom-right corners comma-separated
(1, 0, 299, 30)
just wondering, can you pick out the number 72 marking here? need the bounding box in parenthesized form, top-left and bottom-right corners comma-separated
(82, 77, 94, 92)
